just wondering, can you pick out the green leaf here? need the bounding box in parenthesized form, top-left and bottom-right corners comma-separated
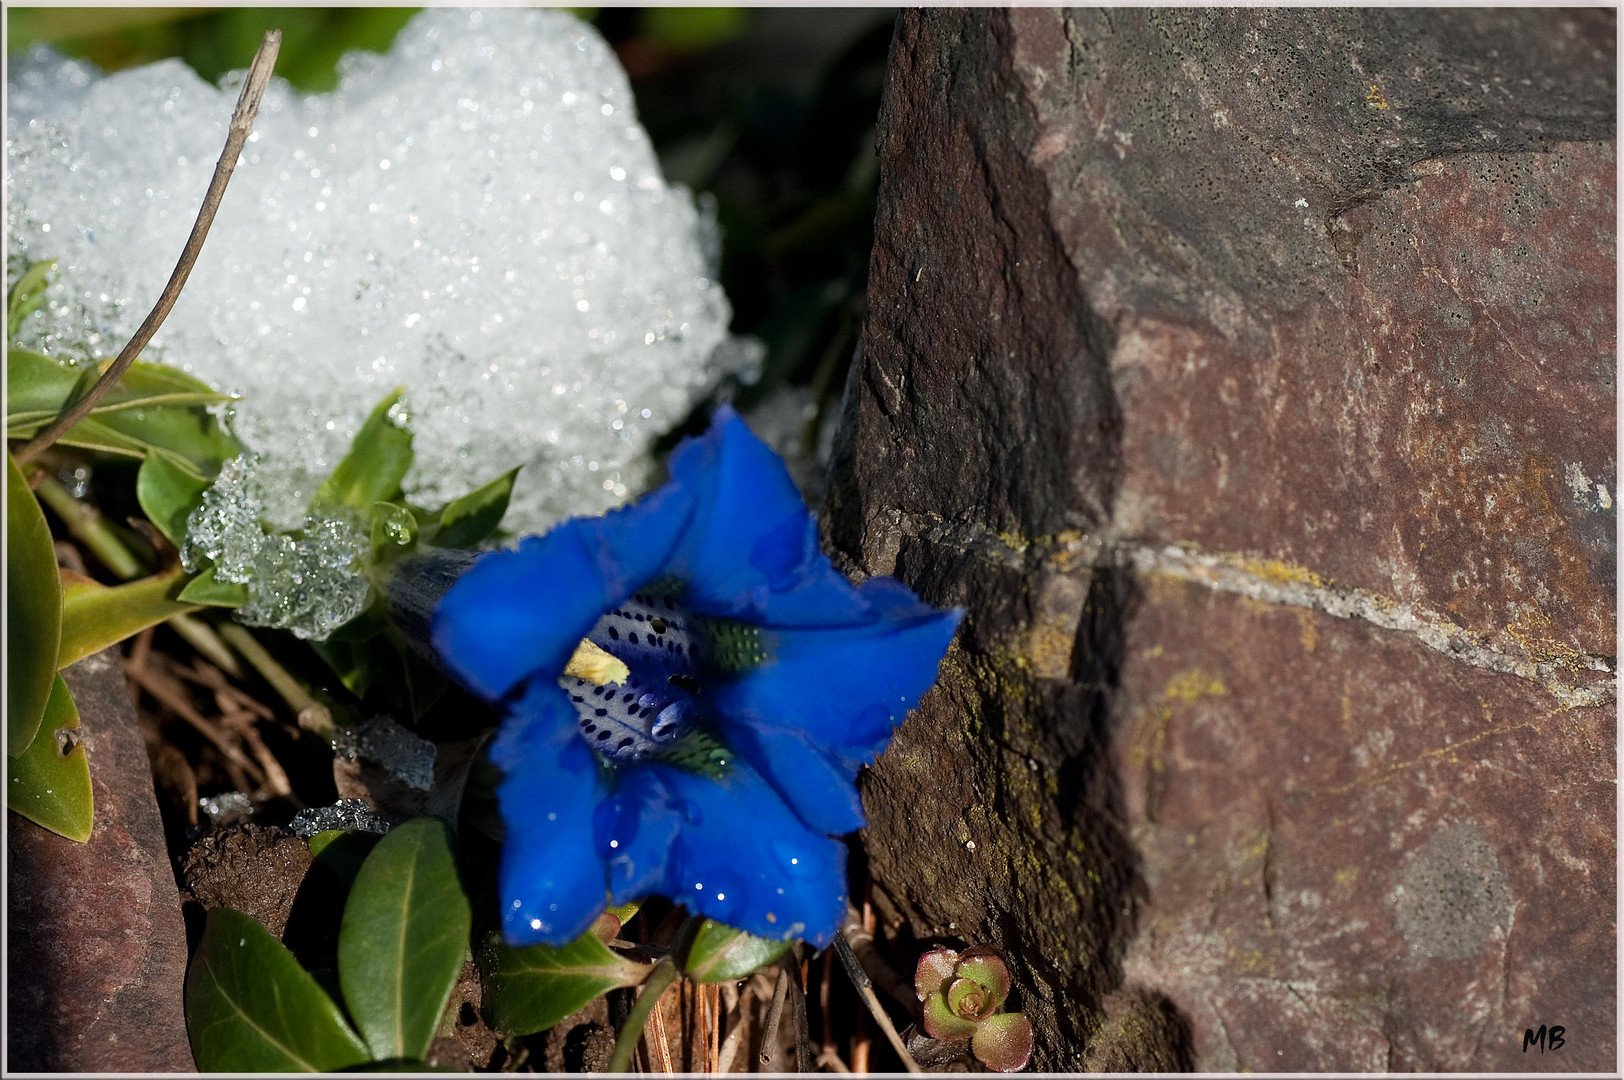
(58, 566, 198, 668)
(137, 449, 212, 546)
(7, 453, 61, 756)
(309, 829, 384, 884)
(481, 927, 651, 1036)
(337, 818, 472, 1062)
(370, 500, 418, 551)
(7, 675, 92, 841)
(8, 259, 56, 338)
(427, 467, 519, 549)
(186, 907, 371, 1072)
(684, 920, 793, 984)
(176, 565, 249, 608)
(5, 350, 238, 473)
(318, 389, 413, 510)
(6, 347, 81, 415)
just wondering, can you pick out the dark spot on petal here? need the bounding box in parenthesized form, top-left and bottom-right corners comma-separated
(629, 633, 639, 645)
(650, 617, 667, 634)
(595, 708, 608, 717)
(668, 674, 700, 693)
(597, 730, 611, 740)
(608, 626, 619, 641)
(618, 737, 634, 748)
(572, 695, 584, 703)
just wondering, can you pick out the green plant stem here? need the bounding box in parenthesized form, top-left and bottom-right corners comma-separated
(32, 471, 245, 677)
(216, 622, 335, 740)
(34, 473, 143, 580)
(606, 957, 679, 1075)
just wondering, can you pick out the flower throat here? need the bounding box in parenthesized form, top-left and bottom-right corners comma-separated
(558, 592, 756, 775)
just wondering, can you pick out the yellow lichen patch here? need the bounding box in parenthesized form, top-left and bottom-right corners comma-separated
(563, 638, 629, 686)
(1294, 608, 1320, 652)
(1163, 669, 1228, 701)
(1365, 82, 1389, 110)
(1234, 555, 1326, 589)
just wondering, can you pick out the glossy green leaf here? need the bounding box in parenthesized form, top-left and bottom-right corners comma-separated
(7, 675, 92, 842)
(318, 388, 413, 510)
(338, 1061, 450, 1073)
(481, 927, 651, 1036)
(684, 920, 793, 984)
(58, 566, 198, 668)
(5, 350, 237, 473)
(337, 818, 471, 1062)
(176, 565, 249, 608)
(309, 829, 384, 883)
(7, 453, 61, 756)
(6, 347, 81, 415)
(8, 259, 56, 338)
(137, 449, 212, 545)
(428, 467, 519, 549)
(186, 906, 371, 1073)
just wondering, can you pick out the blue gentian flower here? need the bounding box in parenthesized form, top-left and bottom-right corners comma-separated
(431, 405, 961, 948)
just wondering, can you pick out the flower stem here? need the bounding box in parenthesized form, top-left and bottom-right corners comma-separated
(215, 622, 335, 740)
(607, 957, 679, 1074)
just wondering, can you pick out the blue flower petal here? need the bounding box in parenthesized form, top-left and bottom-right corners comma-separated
(433, 481, 694, 699)
(711, 599, 961, 829)
(494, 680, 611, 946)
(719, 721, 867, 836)
(594, 768, 683, 906)
(607, 760, 849, 947)
(662, 404, 873, 628)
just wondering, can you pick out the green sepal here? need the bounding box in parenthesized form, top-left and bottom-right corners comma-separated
(7, 674, 92, 842)
(337, 818, 472, 1062)
(58, 566, 198, 668)
(176, 565, 250, 608)
(684, 920, 793, 984)
(424, 467, 519, 549)
(7, 453, 61, 756)
(481, 927, 651, 1037)
(317, 388, 413, 510)
(185, 907, 371, 1072)
(137, 448, 212, 546)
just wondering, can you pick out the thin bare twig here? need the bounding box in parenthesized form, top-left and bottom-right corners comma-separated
(125, 660, 265, 788)
(14, 30, 281, 465)
(759, 961, 791, 1065)
(833, 933, 921, 1074)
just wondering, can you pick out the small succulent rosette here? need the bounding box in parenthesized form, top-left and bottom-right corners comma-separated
(915, 945, 1035, 1072)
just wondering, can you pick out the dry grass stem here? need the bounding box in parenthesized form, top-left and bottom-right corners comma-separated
(125, 659, 264, 789)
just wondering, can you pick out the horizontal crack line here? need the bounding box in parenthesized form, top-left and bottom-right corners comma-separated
(1111, 541, 1614, 708)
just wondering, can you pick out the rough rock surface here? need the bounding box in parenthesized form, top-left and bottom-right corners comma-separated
(829, 9, 1615, 1071)
(7, 650, 195, 1071)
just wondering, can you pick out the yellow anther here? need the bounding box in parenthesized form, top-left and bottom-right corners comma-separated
(564, 638, 628, 686)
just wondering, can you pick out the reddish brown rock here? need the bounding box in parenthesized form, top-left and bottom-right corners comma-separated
(7, 650, 194, 1072)
(830, 8, 1614, 1071)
